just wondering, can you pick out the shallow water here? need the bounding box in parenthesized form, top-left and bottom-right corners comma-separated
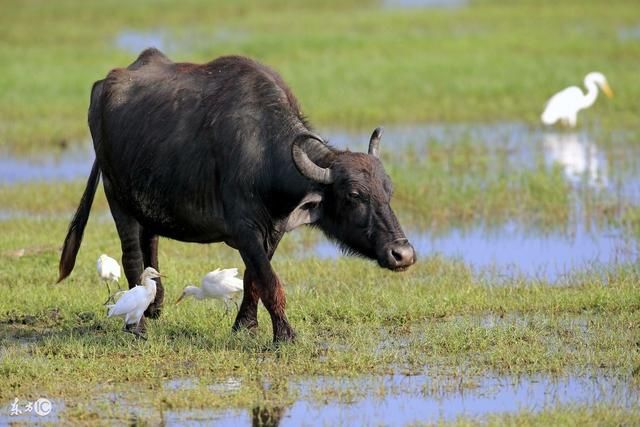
(0, 398, 65, 425)
(4, 122, 639, 282)
(0, 144, 93, 184)
(162, 373, 636, 425)
(382, 0, 468, 9)
(114, 28, 248, 55)
(312, 221, 637, 282)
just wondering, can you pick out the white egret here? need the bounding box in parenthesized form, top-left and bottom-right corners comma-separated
(541, 72, 613, 127)
(107, 267, 162, 339)
(176, 268, 244, 314)
(97, 254, 121, 304)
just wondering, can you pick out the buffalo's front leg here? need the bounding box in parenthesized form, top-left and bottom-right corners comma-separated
(232, 270, 260, 332)
(235, 234, 295, 343)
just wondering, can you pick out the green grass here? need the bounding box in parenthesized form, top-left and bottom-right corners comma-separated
(1, 214, 639, 422)
(1, 0, 639, 152)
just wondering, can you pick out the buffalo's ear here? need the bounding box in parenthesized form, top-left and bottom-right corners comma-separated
(285, 192, 323, 231)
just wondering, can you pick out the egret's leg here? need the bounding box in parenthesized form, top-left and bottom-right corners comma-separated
(133, 322, 147, 340)
(122, 322, 132, 334)
(103, 280, 114, 305)
(223, 299, 231, 317)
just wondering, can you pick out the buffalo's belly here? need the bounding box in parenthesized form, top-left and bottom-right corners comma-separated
(146, 218, 230, 244)
(103, 176, 230, 243)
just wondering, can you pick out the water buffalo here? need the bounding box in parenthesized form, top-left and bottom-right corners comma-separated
(58, 48, 416, 342)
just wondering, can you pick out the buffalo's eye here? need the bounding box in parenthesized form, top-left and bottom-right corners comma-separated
(348, 191, 361, 201)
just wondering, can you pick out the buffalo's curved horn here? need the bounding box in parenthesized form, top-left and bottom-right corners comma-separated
(292, 133, 334, 185)
(368, 127, 383, 157)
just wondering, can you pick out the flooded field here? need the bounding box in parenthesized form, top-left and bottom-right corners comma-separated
(3, 122, 639, 282)
(5, 372, 633, 425)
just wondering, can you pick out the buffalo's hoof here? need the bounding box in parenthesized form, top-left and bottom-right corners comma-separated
(144, 304, 162, 319)
(232, 317, 258, 333)
(273, 326, 296, 344)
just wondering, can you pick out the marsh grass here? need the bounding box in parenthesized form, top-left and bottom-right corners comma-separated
(1, 214, 639, 422)
(1, 0, 639, 151)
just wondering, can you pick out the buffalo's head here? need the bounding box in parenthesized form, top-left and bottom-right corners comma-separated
(292, 128, 416, 271)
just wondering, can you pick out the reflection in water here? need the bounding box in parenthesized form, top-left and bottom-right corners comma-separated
(165, 374, 637, 426)
(543, 132, 607, 188)
(251, 406, 285, 427)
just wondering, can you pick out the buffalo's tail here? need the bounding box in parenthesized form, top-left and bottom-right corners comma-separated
(57, 160, 101, 283)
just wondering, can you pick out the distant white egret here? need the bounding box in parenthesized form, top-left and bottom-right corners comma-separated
(176, 268, 244, 314)
(97, 254, 121, 304)
(541, 72, 613, 127)
(107, 267, 162, 339)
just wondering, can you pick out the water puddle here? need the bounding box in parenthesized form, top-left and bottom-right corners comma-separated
(618, 26, 640, 41)
(312, 221, 637, 283)
(4, 122, 640, 282)
(0, 143, 93, 184)
(0, 398, 65, 425)
(163, 377, 242, 393)
(114, 28, 248, 55)
(164, 373, 637, 425)
(382, 0, 468, 9)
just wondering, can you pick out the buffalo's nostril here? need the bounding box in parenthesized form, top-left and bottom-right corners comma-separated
(387, 243, 416, 267)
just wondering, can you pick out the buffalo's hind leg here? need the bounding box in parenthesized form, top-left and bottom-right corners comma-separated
(140, 229, 163, 319)
(104, 180, 143, 288)
(104, 179, 147, 331)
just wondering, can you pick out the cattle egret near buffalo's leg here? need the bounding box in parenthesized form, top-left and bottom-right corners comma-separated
(541, 72, 613, 128)
(107, 267, 162, 339)
(176, 268, 244, 315)
(97, 254, 121, 305)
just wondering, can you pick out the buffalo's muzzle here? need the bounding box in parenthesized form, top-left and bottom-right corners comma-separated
(383, 240, 416, 271)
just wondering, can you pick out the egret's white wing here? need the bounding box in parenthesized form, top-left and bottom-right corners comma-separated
(107, 286, 146, 317)
(222, 276, 244, 292)
(219, 267, 239, 278)
(202, 269, 243, 296)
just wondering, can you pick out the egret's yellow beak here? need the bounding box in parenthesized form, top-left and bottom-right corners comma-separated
(175, 292, 185, 304)
(602, 82, 614, 98)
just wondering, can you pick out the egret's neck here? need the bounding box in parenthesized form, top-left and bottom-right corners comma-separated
(581, 79, 599, 109)
(187, 285, 205, 300)
(143, 278, 157, 295)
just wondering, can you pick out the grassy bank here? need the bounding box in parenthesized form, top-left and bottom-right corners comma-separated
(1, 0, 639, 151)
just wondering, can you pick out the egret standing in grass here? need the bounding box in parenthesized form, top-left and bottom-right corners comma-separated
(107, 267, 162, 339)
(176, 268, 244, 315)
(97, 254, 121, 304)
(541, 72, 613, 128)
